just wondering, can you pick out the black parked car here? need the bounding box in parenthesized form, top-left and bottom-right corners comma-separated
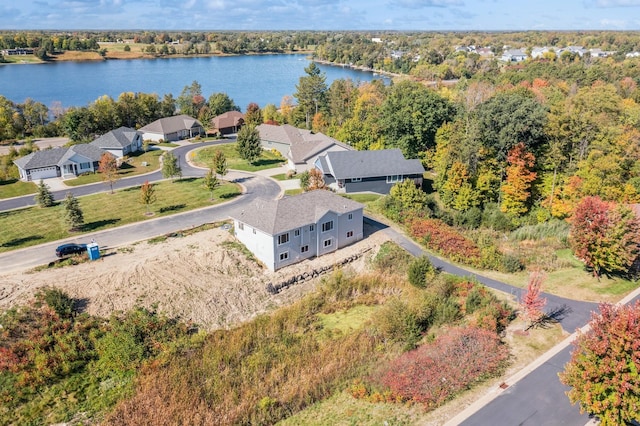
(55, 243, 87, 258)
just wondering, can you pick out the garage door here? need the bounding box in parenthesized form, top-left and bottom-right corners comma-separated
(30, 167, 58, 180)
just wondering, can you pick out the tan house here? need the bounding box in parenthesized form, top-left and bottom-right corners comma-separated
(139, 115, 205, 142)
(212, 111, 244, 135)
(256, 123, 352, 172)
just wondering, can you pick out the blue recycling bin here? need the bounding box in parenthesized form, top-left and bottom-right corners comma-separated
(87, 243, 100, 260)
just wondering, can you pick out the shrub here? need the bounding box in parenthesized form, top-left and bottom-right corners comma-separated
(373, 327, 509, 409)
(482, 203, 515, 232)
(373, 297, 423, 350)
(407, 256, 437, 288)
(372, 241, 412, 274)
(409, 218, 481, 265)
(501, 254, 524, 273)
(509, 219, 570, 244)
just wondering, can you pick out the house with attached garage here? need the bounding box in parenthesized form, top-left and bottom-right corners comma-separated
(229, 190, 364, 271)
(315, 148, 425, 194)
(211, 111, 244, 135)
(139, 114, 205, 142)
(14, 143, 109, 181)
(256, 123, 352, 172)
(90, 126, 143, 158)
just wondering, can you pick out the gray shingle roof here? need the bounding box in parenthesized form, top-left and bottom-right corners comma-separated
(90, 126, 140, 149)
(230, 190, 363, 235)
(13, 148, 67, 169)
(68, 143, 108, 162)
(318, 149, 424, 180)
(13, 144, 108, 170)
(140, 114, 203, 135)
(257, 124, 352, 164)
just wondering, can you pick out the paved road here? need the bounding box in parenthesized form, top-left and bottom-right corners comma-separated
(364, 216, 601, 426)
(0, 171, 280, 274)
(0, 140, 229, 211)
(0, 153, 609, 426)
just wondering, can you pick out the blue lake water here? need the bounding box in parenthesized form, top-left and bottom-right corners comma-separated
(0, 54, 389, 110)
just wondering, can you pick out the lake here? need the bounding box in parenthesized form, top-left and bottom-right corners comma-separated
(0, 54, 389, 110)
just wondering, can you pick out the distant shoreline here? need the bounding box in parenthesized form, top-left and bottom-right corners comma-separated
(0, 49, 315, 65)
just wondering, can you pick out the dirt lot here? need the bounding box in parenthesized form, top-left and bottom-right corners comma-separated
(0, 225, 389, 331)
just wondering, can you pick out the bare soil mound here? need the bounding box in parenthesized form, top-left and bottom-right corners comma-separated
(0, 227, 388, 330)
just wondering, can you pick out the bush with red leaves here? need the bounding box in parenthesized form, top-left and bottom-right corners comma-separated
(409, 218, 481, 265)
(373, 326, 508, 409)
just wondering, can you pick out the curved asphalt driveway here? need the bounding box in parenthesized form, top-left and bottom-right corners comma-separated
(0, 140, 229, 211)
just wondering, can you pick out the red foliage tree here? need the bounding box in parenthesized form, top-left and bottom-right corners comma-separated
(570, 196, 640, 277)
(520, 269, 547, 326)
(560, 302, 640, 426)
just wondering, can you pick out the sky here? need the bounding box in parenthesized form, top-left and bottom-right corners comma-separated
(2, 0, 640, 31)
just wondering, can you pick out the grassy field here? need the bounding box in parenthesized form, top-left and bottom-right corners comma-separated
(64, 150, 163, 186)
(0, 179, 37, 199)
(0, 178, 240, 253)
(192, 143, 285, 172)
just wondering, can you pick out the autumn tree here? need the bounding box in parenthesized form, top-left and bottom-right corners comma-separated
(161, 152, 182, 181)
(34, 179, 54, 207)
(203, 168, 219, 200)
(212, 149, 228, 179)
(63, 192, 84, 231)
(560, 302, 640, 426)
(236, 124, 262, 164)
(139, 180, 156, 215)
(501, 142, 537, 217)
(98, 152, 119, 194)
(244, 102, 262, 126)
(389, 179, 428, 212)
(520, 270, 547, 327)
(570, 196, 640, 277)
(305, 168, 326, 191)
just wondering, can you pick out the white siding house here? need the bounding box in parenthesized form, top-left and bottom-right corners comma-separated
(229, 190, 364, 271)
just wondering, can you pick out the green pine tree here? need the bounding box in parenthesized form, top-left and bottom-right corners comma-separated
(63, 192, 84, 231)
(162, 152, 182, 181)
(236, 124, 262, 164)
(34, 179, 54, 207)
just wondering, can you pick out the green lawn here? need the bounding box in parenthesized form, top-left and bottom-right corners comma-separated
(0, 178, 241, 253)
(341, 193, 382, 204)
(64, 150, 163, 186)
(192, 143, 284, 172)
(270, 173, 291, 181)
(0, 179, 37, 199)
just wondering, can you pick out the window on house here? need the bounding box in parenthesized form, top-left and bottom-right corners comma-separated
(279, 252, 289, 261)
(347, 230, 354, 238)
(350, 177, 362, 182)
(386, 175, 402, 184)
(310, 224, 315, 232)
(294, 229, 300, 237)
(348, 213, 353, 220)
(238, 222, 244, 230)
(322, 221, 334, 232)
(278, 232, 289, 245)
(301, 245, 309, 253)
(323, 239, 332, 248)
(253, 229, 256, 234)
